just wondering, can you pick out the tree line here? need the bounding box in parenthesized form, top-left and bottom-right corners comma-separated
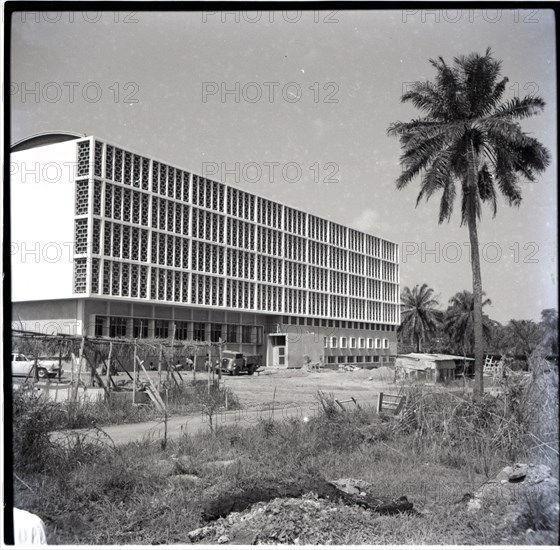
(398, 283, 558, 368)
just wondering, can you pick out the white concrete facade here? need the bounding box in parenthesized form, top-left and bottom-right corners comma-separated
(11, 133, 400, 367)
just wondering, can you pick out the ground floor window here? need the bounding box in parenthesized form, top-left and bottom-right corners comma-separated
(241, 325, 253, 343)
(133, 318, 149, 339)
(154, 320, 169, 339)
(226, 324, 238, 343)
(338, 356, 345, 363)
(327, 356, 336, 363)
(95, 316, 105, 337)
(193, 322, 205, 341)
(210, 323, 222, 343)
(175, 321, 189, 341)
(347, 356, 355, 363)
(109, 317, 127, 338)
(365, 355, 372, 362)
(356, 356, 363, 363)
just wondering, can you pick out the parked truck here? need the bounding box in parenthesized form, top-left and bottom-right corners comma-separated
(220, 351, 261, 376)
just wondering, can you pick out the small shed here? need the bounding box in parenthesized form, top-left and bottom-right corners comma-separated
(396, 353, 474, 383)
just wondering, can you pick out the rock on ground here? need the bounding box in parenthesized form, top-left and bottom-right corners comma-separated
(467, 463, 559, 535)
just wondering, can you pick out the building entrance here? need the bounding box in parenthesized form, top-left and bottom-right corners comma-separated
(269, 334, 287, 367)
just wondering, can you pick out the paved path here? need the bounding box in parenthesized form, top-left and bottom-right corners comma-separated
(51, 396, 381, 446)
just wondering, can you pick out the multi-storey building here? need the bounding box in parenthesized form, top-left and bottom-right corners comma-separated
(11, 132, 400, 367)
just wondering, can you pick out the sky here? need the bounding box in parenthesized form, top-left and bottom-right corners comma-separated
(9, 8, 557, 324)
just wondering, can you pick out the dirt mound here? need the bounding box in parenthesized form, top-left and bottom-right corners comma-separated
(189, 493, 381, 545)
(190, 477, 413, 544)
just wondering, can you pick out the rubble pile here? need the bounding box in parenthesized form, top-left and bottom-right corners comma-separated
(189, 477, 411, 545)
(188, 492, 376, 545)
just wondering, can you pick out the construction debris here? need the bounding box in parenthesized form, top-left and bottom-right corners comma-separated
(190, 477, 413, 544)
(199, 475, 413, 522)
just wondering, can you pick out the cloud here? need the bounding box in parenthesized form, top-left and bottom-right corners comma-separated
(351, 208, 390, 234)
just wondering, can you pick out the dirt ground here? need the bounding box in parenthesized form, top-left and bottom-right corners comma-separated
(219, 366, 398, 411)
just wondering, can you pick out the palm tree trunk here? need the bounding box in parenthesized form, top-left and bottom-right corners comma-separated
(467, 219, 484, 399)
(467, 141, 484, 399)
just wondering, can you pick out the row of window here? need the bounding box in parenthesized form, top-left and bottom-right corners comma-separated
(278, 316, 396, 331)
(325, 336, 390, 349)
(88, 259, 400, 322)
(326, 356, 386, 364)
(81, 139, 399, 256)
(86, 221, 398, 297)
(94, 316, 263, 344)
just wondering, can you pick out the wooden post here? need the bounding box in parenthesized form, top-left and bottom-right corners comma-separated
(72, 336, 86, 403)
(106, 342, 113, 392)
(133, 342, 137, 405)
(376, 392, 383, 414)
(207, 345, 211, 393)
(171, 326, 176, 384)
(33, 340, 39, 383)
(58, 340, 62, 382)
(193, 346, 197, 382)
(218, 340, 223, 384)
(158, 344, 163, 392)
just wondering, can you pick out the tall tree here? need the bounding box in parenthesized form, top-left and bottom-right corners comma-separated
(398, 284, 441, 352)
(444, 290, 494, 355)
(500, 319, 541, 361)
(388, 49, 550, 398)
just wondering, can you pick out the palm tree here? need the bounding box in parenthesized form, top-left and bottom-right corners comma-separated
(387, 49, 550, 398)
(444, 290, 494, 356)
(398, 284, 442, 352)
(501, 319, 541, 361)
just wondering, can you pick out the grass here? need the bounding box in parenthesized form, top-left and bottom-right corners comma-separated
(16, 379, 239, 432)
(12, 354, 558, 545)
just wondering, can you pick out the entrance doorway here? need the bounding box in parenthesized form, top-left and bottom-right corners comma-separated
(269, 334, 287, 367)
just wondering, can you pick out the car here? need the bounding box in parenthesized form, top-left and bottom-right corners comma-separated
(11, 353, 63, 379)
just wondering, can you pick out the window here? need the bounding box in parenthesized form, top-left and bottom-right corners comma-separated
(193, 322, 206, 341)
(340, 337, 347, 348)
(109, 317, 127, 338)
(210, 323, 222, 343)
(359, 337, 365, 349)
(383, 338, 389, 349)
(324, 337, 329, 349)
(356, 356, 363, 363)
(349, 337, 356, 348)
(330, 336, 338, 348)
(327, 356, 336, 363)
(226, 324, 238, 343)
(347, 356, 355, 363)
(365, 355, 372, 362)
(367, 338, 374, 349)
(375, 338, 381, 349)
(175, 321, 189, 341)
(133, 318, 149, 339)
(241, 325, 253, 343)
(154, 320, 169, 339)
(338, 356, 345, 364)
(95, 316, 105, 337)
(373, 355, 379, 363)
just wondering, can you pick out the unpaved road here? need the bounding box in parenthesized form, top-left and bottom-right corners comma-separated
(52, 367, 399, 446)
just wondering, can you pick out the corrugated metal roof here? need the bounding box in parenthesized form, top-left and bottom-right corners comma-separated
(397, 353, 475, 361)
